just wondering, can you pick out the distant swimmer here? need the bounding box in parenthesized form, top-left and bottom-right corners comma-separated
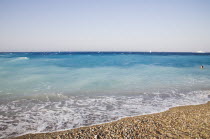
(200, 65, 204, 69)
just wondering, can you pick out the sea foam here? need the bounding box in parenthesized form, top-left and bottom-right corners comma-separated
(0, 90, 209, 138)
(15, 57, 29, 60)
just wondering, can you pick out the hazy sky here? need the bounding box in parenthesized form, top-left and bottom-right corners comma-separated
(0, 0, 210, 52)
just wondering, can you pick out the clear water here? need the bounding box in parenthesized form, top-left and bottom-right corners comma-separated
(0, 52, 210, 138)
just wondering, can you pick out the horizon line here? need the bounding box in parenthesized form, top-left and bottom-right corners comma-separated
(0, 51, 210, 53)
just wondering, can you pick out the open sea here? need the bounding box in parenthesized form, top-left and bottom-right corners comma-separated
(0, 52, 210, 138)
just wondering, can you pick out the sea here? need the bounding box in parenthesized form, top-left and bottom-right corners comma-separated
(0, 52, 210, 138)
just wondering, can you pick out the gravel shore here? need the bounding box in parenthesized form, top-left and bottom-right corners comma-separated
(14, 101, 210, 139)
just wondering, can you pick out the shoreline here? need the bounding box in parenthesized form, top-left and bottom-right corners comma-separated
(14, 101, 210, 139)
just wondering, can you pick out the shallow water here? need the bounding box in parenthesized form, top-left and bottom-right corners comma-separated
(0, 52, 210, 138)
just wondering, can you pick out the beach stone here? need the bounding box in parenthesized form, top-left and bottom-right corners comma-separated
(166, 133, 173, 138)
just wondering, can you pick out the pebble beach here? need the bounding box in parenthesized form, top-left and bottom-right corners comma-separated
(14, 101, 210, 139)
(1, 0, 210, 138)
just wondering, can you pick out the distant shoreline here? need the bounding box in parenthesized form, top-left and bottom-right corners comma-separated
(14, 101, 210, 139)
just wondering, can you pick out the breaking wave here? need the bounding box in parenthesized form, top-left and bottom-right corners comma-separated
(0, 90, 209, 138)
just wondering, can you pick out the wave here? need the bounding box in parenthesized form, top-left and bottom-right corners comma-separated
(15, 57, 29, 60)
(9, 57, 29, 62)
(0, 90, 209, 138)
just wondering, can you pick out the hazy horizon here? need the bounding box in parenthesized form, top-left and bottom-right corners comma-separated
(0, 0, 210, 52)
(3, 50, 209, 53)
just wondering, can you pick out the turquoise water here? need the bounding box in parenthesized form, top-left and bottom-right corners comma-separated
(0, 52, 210, 138)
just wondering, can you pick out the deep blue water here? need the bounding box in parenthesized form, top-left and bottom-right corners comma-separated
(0, 52, 210, 138)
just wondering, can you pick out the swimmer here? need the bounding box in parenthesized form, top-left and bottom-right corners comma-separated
(200, 65, 204, 69)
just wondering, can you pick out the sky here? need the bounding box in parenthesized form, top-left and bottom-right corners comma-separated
(0, 0, 210, 52)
